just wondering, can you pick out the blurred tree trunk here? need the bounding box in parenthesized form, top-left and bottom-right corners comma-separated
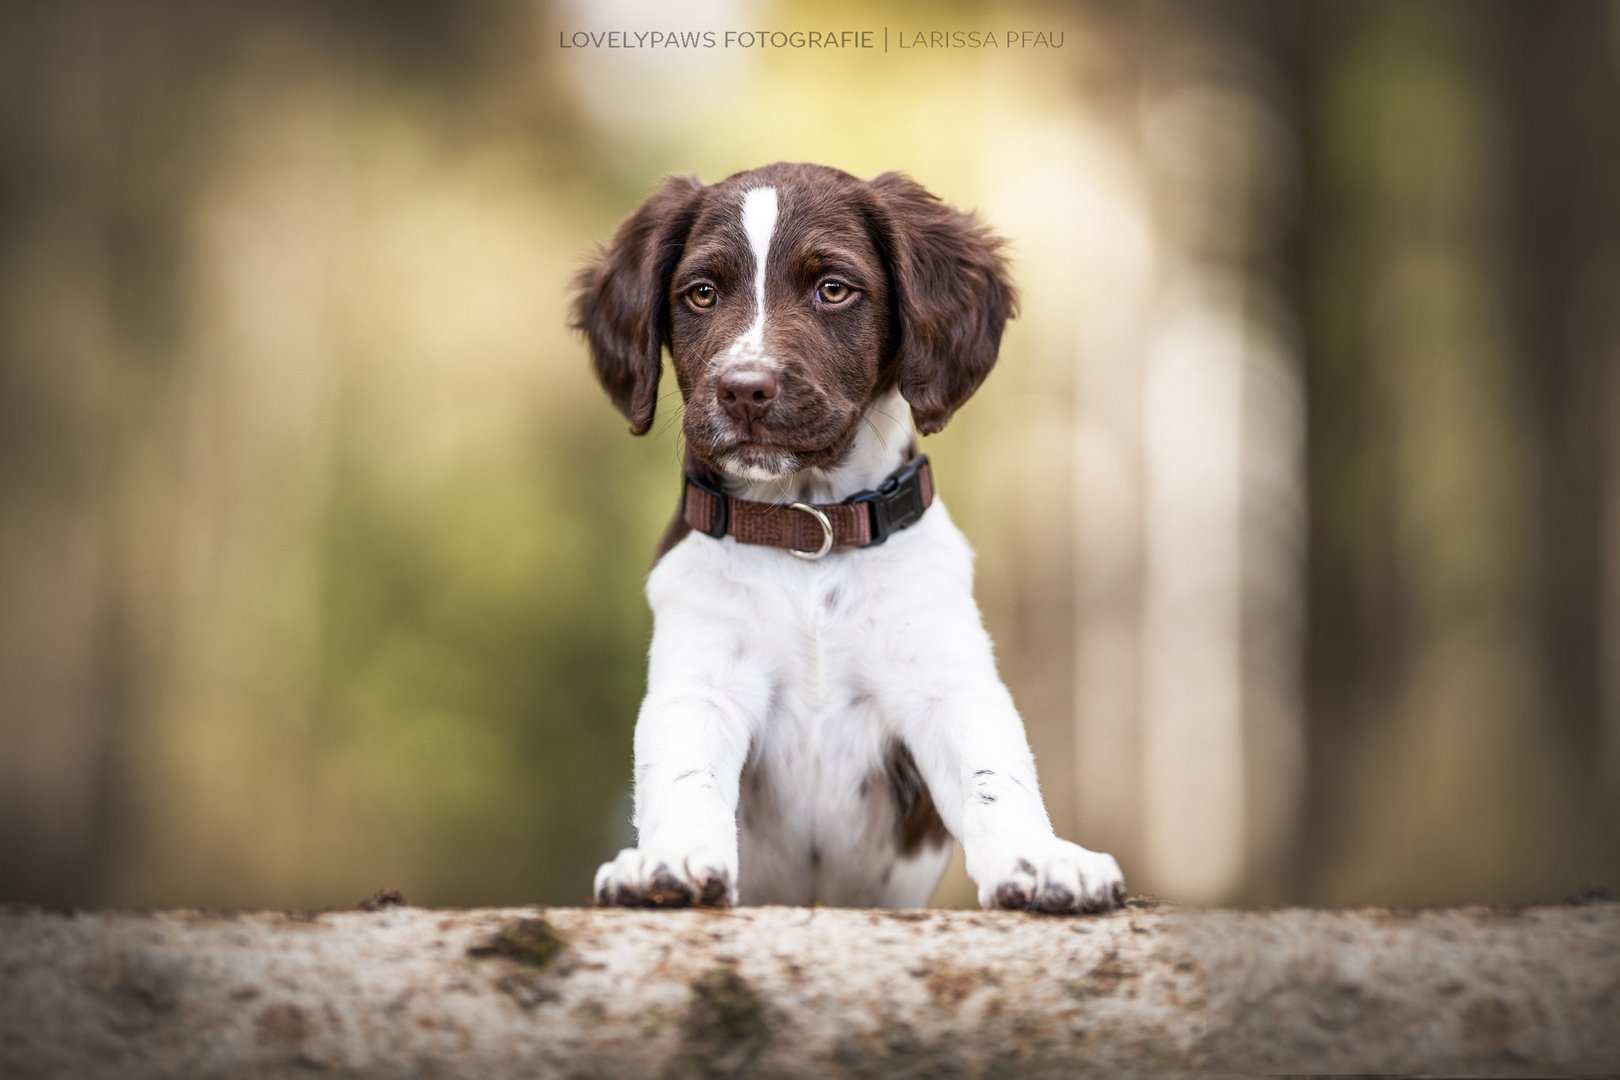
(1069, 0, 1307, 905)
(0, 2, 349, 910)
(1300, 0, 1620, 904)
(1503, 0, 1620, 841)
(0, 1, 143, 908)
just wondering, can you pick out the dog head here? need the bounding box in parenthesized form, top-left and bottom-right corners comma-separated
(571, 163, 1016, 480)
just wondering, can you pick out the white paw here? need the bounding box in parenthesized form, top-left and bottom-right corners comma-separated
(593, 845, 737, 908)
(976, 838, 1126, 915)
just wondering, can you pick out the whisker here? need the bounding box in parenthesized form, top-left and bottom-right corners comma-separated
(862, 413, 890, 451)
(654, 401, 686, 439)
(867, 404, 903, 447)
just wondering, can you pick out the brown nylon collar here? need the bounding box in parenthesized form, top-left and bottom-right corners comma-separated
(682, 454, 935, 559)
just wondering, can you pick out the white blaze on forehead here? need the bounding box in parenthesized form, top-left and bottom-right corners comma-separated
(729, 185, 779, 361)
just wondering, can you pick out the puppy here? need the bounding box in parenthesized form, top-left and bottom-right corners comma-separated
(572, 163, 1125, 913)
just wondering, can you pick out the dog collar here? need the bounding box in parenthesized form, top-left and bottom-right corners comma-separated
(681, 453, 935, 560)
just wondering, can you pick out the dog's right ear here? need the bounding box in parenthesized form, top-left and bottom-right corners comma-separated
(570, 175, 705, 435)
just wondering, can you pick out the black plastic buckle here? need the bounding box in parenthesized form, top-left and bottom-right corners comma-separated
(685, 470, 729, 539)
(847, 454, 929, 546)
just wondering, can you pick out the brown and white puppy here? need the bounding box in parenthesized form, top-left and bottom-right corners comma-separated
(573, 162, 1125, 913)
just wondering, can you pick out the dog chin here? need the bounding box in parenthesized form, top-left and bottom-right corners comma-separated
(715, 444, 801, 482)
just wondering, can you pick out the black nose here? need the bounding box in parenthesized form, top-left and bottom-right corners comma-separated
(717, 368, 779, 423)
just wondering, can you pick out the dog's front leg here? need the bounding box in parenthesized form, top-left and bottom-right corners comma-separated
(883, 621, 1126, 914)
(594, 613, 765, 907)
(948, 689, 1125, 913)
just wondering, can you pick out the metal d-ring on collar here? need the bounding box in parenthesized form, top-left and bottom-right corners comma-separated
(787, 501, 835, 560)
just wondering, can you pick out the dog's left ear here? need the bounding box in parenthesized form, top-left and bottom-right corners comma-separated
(571, 175, 706, 435)
(865, 172, 1018, 435)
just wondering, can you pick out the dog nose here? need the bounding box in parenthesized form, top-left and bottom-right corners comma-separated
(717, 368, 779, 422)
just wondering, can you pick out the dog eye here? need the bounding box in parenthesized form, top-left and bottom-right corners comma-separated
(815, 280, 853, 305)
(687, 283, 718, 309)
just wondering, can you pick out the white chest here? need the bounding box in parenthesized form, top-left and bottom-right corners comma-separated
(643, 505, 974, 903)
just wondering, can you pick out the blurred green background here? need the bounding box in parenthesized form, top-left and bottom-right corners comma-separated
(2, 0, 1617, 911)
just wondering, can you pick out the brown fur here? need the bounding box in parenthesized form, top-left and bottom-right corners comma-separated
(569, 163, 1017, 464)
(885, 741, 952, 856)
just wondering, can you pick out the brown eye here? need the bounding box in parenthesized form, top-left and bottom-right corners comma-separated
(687, 283, 717, 309)
(816, 280, 853, 305)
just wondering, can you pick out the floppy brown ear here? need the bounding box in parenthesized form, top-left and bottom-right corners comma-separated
(570, 175, 705, 435)
(865, 172, 1018, 435)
